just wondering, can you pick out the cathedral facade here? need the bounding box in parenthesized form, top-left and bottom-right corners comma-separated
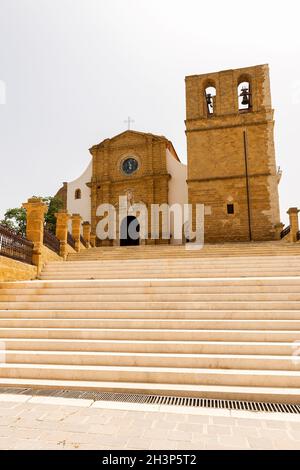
(57, 64, 282, 245)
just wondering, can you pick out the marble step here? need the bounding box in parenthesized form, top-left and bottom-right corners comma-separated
(2, 309, 300, 320)
(0, 318, 300, 330)
(1, 363, 300, 388)
(1, 338, 297, 355)
(0, 327, 299, 341)
(1, 350, 300, 371)
(3, 284, 300, 294)
(3, 277, 300, 289)
(0, 377, 299, 403)
(1, 300, 300, 310)
(3, 293, 300, 302)
(39, 271, 300, 279)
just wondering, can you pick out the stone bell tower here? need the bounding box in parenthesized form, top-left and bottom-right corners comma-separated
(185, 64, 282, 243)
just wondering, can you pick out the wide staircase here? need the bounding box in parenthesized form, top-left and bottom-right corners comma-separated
(1, 242, 300, 403)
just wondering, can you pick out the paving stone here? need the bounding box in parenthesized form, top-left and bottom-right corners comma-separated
(0, 437, 13, 450)
(232, 426, 259, 438)
(12, 439, 38, 450)
(0, 426, 14, 437)
(167, 430, 193, 442)
(247, 437, 274, 450)
(286, 430, 300, 441)
(187, 415, 210, 424)
(152, 420, 176, 430)
(13, 428, 41, 440)
(60, 414, 90, 425)
(59, 423, 93, 434)
(204, 438, 228, 450)
(219, 435, 249, 449)
(84, 414, 111, 425)
(212, 416, 237, 426)
(264, 420, 289, 429)
(149, 439, 180, 450)
(143, 428, 168, 440)
(126, 438, 152, 449)
(206, 425, 232, 436)
(234, 418, 263, 428)
(117, 425, 144, 439)
(163, 413, 187, 423)
(88, 424, 120, 435)
(40, 430, 76, 442)
(175, 441, 205, 450)
(176, 423, 204, 433)
(287, 422, 300, 431)
(259, 429, 291, 440)
(272, 439, 300, 450)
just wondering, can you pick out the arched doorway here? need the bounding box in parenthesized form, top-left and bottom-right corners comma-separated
(120, 216, 140, 246)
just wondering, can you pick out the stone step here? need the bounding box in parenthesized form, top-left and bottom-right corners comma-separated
(0, 327, 299, 341)
(2, 309, 300, 320)
(3, 293, 300, 302)
(0, 318, 300, 330)
(3, 277, 300, 290)
(1, 363, 300, 388)
(3, 285, 300, 294)
(43, 261, 300, 269)
(0, 377, 299, 403)
(1, 338, 300, 358)
(67, 252, 300, 260)
(1, 338, 297, 355)
(44, 258, 300, 267)
(1, 300, 300, 310)
(39, 270, 300, 279)
(1, 350, 300, 371)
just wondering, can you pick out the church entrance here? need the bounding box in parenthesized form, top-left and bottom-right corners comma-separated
(120, 216, 140, 246)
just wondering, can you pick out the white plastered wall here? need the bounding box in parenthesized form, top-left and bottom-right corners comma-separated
(67, 161, 92, 233)
(166, 149, 188, 244)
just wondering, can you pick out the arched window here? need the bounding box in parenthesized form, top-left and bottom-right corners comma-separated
(205, 86, 217, 116)
(238, 80, 252, 111)
(75, 188, 81, 200)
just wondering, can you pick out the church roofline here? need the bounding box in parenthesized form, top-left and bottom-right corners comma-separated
(185, 63, 269, 80)
(89, 130, 182, 162)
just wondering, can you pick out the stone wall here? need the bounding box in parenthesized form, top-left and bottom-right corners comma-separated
(88, 131, 175, 245)
(41, 245, 62, 267)
(0, 255, 37, 282)
(185, 64, 281, 243)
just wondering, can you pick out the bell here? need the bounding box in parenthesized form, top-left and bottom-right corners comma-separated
(240, 87, 250, 106)
(206, 93, 213, 106)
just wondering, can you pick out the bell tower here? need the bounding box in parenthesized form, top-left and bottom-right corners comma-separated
(185, 64, 281, 242)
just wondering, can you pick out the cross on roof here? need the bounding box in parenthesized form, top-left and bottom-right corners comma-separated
(124, 116, 135, 130)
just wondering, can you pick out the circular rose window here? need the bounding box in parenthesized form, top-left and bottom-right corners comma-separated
(121, 157, 138, 175)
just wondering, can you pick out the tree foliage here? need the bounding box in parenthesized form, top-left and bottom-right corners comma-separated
(0, 196, 63, 236)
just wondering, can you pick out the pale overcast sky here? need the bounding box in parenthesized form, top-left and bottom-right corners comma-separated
(0, 0, 299, 224)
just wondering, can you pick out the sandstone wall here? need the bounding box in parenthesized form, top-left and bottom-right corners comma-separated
(0, 255, 37, 282)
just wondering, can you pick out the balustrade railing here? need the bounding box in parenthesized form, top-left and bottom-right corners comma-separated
(280, 225, 291, 239)
(43, 228, 60, 255)
(0, 224, 33, 264)
(67, 231, 76, 249)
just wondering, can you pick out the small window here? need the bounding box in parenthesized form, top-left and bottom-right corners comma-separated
(75, 189, 81, 200)
(227, 204, 234, 215)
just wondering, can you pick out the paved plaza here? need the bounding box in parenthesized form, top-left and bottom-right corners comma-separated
(0, 391, 300, 450)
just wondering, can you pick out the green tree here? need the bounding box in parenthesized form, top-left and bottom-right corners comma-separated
(42, 196, 63, 234)
(0, 196, 63, 236)
(0, 207, 27, 236)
